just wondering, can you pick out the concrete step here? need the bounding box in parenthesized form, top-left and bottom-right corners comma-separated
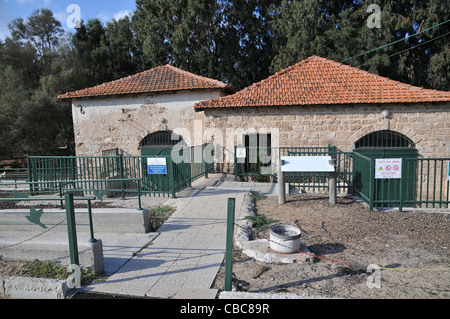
(0, 208, 150, 234)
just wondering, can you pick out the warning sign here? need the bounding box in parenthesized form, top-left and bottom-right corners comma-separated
(375, 158, 402, 179)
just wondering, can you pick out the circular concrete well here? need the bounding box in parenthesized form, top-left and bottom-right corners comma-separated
(270, 224, 301, 254)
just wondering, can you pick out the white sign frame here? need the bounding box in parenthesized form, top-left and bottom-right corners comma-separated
(375, 158, 402, 179)
(236, 147, 246, 159)
(147, 158, 167, 175)
(280, 156, 335, 172)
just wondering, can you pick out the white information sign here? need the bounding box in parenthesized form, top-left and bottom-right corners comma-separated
(147, 158, 167, 175)
(375, 158, 402, 179)
(281, 156, 335, 172)
(236, 147, 246, 159)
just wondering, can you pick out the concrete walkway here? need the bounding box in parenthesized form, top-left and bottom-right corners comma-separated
(84, 175, 276, 299)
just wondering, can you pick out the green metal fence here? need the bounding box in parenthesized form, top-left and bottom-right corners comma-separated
(353, 154, 450, 211)
(27, 143, 214, 198)
(0, 193, 97, 273)
(234, 145, 353, 194)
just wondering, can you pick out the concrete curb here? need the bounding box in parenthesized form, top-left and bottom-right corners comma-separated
(0, 276, 73, 299)
(218, 291, 330, 299)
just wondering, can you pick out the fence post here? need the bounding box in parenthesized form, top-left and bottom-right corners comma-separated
(87, 199, 96, 243)
(27, 156, 33, 193)
(138, 179, 142, 210)
(234, 146, 238, 181)
(224, 198, 236, 292)
(329, 159, 337, 205)
(278, 159, 286, 205)
(369, 158, 375, 211)
(169, 157, 177, 199)
(399, 160, 405, 212)
(118, 154, 125, 200)
(65, 193, 79, 267)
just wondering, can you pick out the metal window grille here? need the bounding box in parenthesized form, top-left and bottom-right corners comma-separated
(140, 131, 185, 148)
(355, 130, 414, 149)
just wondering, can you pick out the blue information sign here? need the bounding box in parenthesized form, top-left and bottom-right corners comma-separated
(147, 158, 167, 175)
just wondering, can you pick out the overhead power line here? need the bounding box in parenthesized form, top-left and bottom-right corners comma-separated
(354, 31, 450, 68)
(340, 18, 450, 63)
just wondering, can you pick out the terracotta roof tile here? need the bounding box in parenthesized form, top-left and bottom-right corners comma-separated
(194, 56, 450, 109)
(58, 64, 232, 99)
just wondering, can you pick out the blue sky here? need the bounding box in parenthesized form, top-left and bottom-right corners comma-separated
(1, 0, 137, 39)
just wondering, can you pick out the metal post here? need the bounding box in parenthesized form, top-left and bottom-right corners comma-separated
(118, 155, 125, 200)
(87, 199, 96, 243)
(329, 159, 337, 205)
(224, 198, 236, 292)
(369, 159, 375, 211)
(65, 193, 79, 267)
(399, 161, 404, 212)
(234, 146, 238, 181)
(169, 157, 177, 199)
(278, 159, 285, 205)
(138, 179, 142, 210)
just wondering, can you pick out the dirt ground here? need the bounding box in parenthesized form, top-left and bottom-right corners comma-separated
(213, 194, 449, 299)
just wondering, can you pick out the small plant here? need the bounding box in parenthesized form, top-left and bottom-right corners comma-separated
(251, 194, 267, 202)
(24, 260, 69, 279)
(148, 205, 176, 231)
(245, 214, 278, 233)
(23, 259, 105, 286)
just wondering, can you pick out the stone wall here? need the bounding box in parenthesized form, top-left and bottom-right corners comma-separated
(203, 103, 450, 172)
(72, 89, 227, 156)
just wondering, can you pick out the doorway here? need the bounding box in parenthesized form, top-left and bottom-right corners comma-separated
(353, 130, 418, 208)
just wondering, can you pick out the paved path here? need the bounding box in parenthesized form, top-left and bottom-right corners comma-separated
(85, 176, 276, 299)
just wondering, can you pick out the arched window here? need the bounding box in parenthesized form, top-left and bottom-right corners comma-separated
(139, 131, 185, 148)
(355, 130, 414, 149)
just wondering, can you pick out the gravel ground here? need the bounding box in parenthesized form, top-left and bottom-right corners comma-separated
(213, 194, 449, 299)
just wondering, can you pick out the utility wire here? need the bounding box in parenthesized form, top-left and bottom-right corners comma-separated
(340, 18, 450, 63)
(354, 31, 450, 68)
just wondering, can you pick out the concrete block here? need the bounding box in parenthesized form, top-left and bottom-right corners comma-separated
(1, 276, 73, 299)
(173, 288, 218, 299)
(90, 239, 105, 274)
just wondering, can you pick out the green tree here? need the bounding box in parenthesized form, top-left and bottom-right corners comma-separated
(8, 8, 64, 74)
(1, 9, 74, 158)
(270, 0, 450, 90)
(269, 0, 349, 72)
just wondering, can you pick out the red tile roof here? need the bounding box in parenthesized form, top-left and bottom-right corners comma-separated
(194, 56, 450, 109)
(58, 64, 233, 99)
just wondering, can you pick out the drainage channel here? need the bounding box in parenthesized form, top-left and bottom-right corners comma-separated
(67, 290, 151, 300)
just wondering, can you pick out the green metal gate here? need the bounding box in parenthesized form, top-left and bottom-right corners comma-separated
(353, 148, 418, 208)
(352, 130, 418, 209)
(140, 143, 214, 197)
(140, 147, 175, 197)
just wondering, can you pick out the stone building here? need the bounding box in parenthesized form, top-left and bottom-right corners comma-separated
(60, 55, 450, 166)
(194, 56, 450, 172)
(58, 64, 233, 156)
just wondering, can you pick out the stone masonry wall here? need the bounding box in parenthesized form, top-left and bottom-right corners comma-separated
(72, 90, 226, 156)
(203, 103, 450, 172)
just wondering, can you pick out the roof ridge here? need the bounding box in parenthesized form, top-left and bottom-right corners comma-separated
(58, 64, 232, 99)
(164, 64, 230, 88)
(318, 56, 450, 97)
(194, 55, 450, 109)
(200, 56, 316, 105)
